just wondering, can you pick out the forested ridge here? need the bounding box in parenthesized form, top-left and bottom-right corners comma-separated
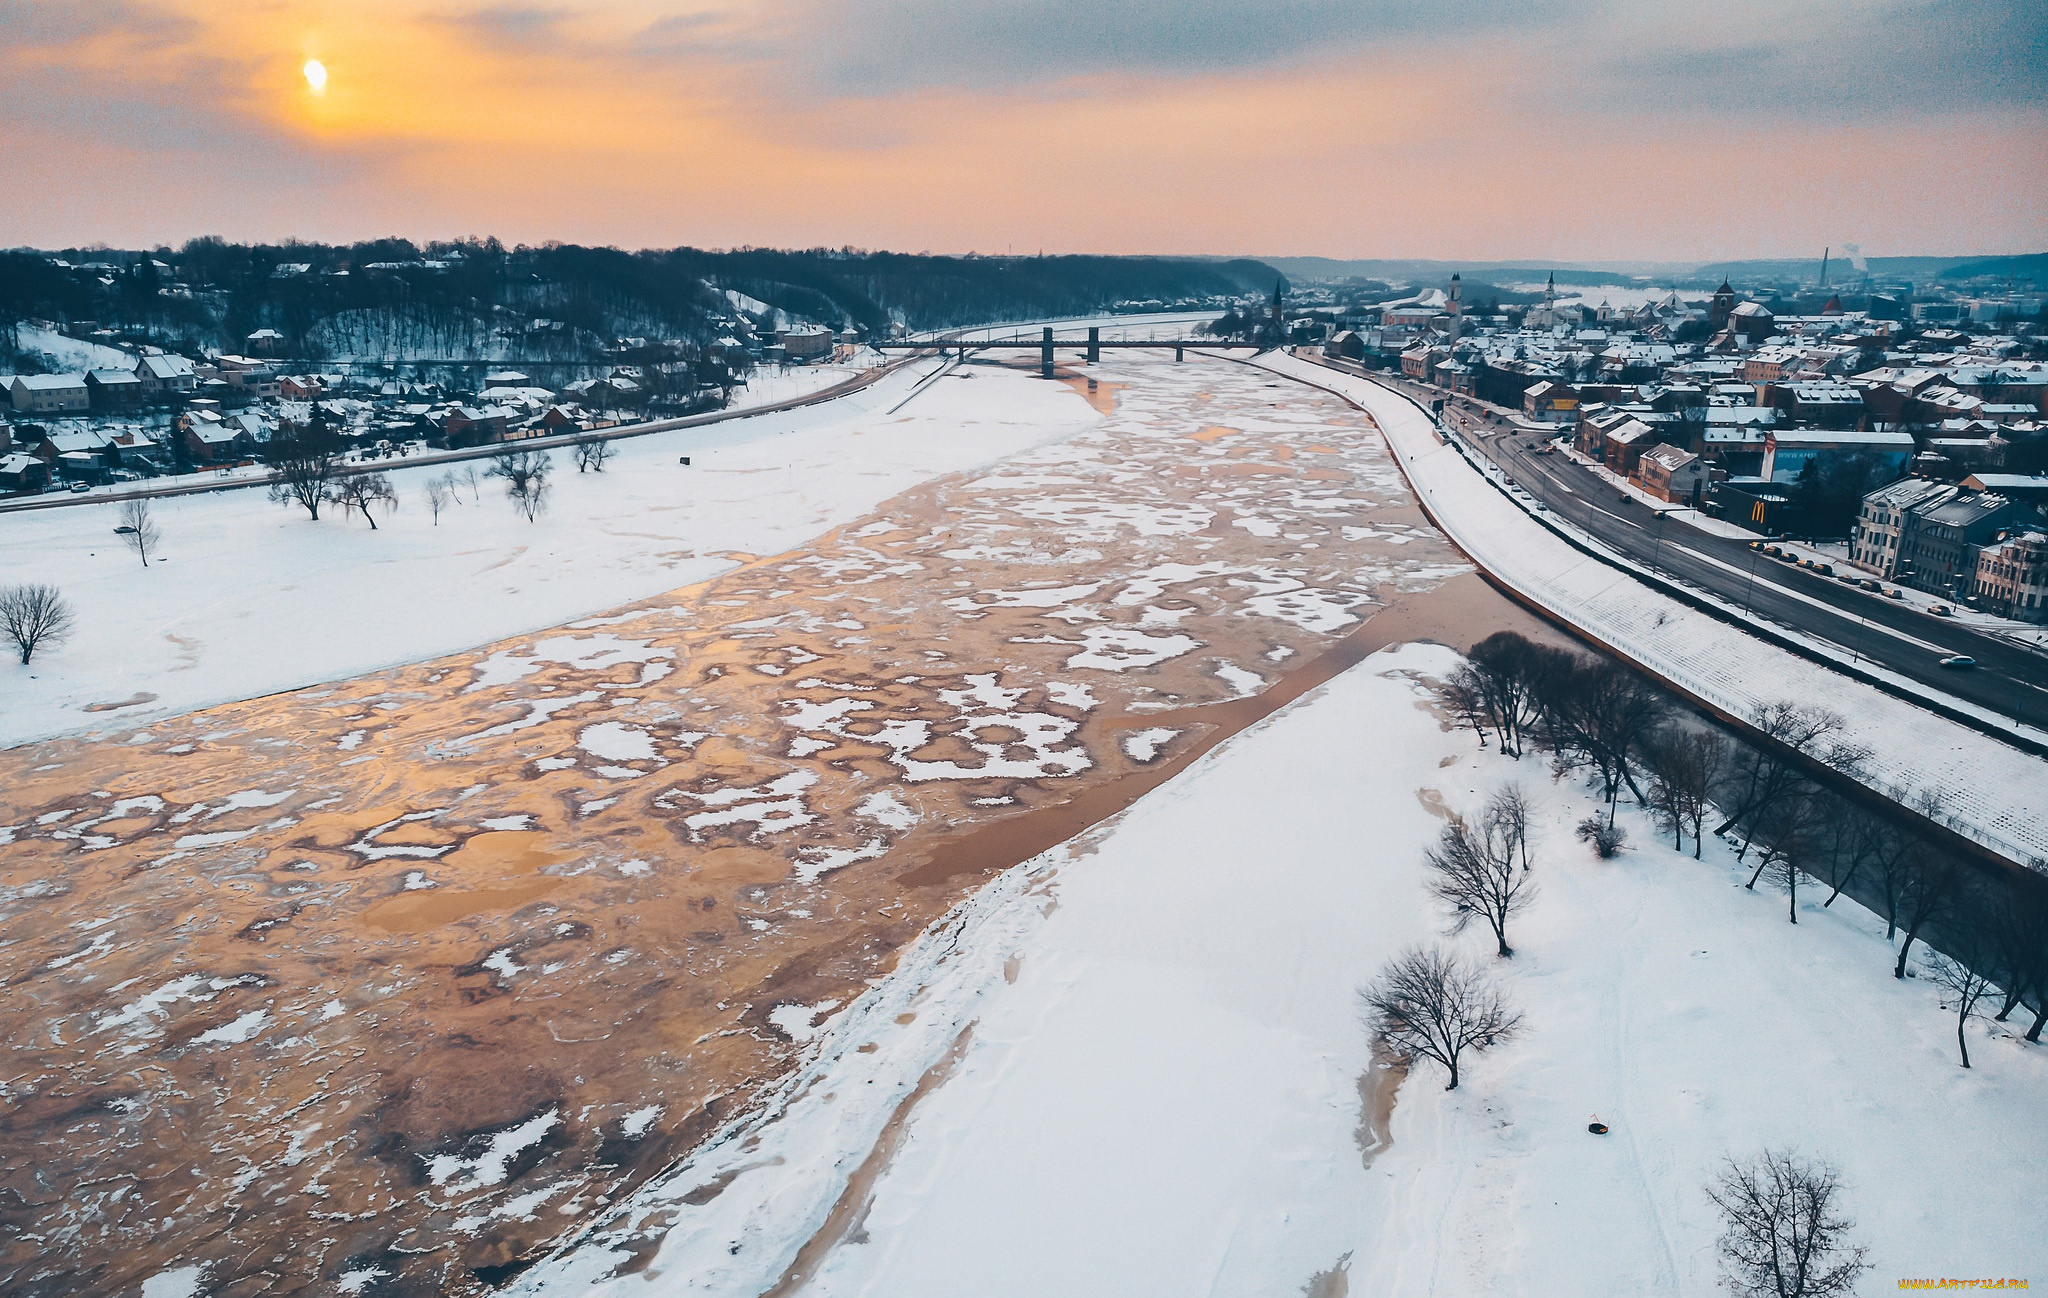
(0, 239, 1279, 363)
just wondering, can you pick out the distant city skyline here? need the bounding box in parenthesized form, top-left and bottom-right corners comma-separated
(3, 0, 2043, 258)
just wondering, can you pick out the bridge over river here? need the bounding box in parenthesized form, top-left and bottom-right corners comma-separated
(875, 327, 1258, 374)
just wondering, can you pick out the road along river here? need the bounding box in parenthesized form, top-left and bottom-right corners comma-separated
(0, 352, 1515, 1296)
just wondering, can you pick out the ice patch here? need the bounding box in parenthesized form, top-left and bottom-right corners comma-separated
(424, 1108, 561, 1195)
(173, 829, 254, 850)
(464, 691, 602, 742)
(793, 838, 889, 884)
(1215, 663, 1264, 697)
(767, 999, 842, 1043)
(195, 1008, 271, 1047)
(578, 722, 658, 763)
(469, 634, 674, 692)
(1065, 627, 1202, 673)
(855, 790, 918, 831)
(1045, 681, 1098, 710)
(941, 582, 1103, 615)
(1120, 727, 1180, 763)
(141, 1265, 207, 1298)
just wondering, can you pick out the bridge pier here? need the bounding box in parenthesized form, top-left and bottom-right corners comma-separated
(1175, 342, 1184, 362)
(1041, 327, 1054, 379)
(1086, 326, 1100, 364)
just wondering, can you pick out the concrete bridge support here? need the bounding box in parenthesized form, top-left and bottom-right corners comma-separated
(1087, 327, 1100, 364)
(1041, 327, 1054, 379)
(1175, 342, 1184, 362)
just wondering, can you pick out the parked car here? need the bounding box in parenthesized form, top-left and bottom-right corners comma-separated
(1937, 654, 1976, 669)
(1930, 604, 1953, 617)
(1883, 587, 1903, 599)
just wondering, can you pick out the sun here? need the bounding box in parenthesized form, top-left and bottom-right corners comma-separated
(302, 59, 328, 95)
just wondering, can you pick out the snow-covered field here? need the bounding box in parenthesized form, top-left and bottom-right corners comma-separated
(0, 355, 1100, 745)
(518, 643, 2047, 1296)
(6, 320, 135, 372)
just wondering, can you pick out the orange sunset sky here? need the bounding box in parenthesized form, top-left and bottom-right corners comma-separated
(3, 0, 2043, 259)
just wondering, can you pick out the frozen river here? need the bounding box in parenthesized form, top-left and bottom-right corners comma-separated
(0, 352, 1484, 1295)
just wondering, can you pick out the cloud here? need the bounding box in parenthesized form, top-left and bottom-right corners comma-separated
(0, 0, 196, 49)
(629, 0, 2044, 124)
(425, 5, 576, 49)
(1584, 0, 2048, 120)
(642, 0, 1570, 96)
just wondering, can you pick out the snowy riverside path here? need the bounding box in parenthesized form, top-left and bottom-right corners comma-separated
(0, 352, 1470, 1296)
(1252, 351, 2048, 869)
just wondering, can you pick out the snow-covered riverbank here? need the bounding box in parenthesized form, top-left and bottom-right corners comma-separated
(517, 642, 2047, 1296)
(1250, 351, 2047, 870)
(0, 357, 1099, 745)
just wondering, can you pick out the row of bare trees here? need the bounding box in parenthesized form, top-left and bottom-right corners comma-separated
(1445, 630, 2048, 1061)
(266, 428, 572, 528)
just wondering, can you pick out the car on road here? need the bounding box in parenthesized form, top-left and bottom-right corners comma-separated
(1930, 603, 1953, 617)
(1938, 654, 1977, 669)
(1883, 587, 1903, 599)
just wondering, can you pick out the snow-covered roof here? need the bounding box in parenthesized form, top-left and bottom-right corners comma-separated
(1768, 429, 1913, 449)
(136, 353, 195, 379)
(15, 373, 87, 391)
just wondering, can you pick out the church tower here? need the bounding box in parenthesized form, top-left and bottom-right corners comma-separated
(1710, 278, 1737, 330)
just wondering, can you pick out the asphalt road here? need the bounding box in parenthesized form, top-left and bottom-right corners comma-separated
(1348, 366, 2048, 732)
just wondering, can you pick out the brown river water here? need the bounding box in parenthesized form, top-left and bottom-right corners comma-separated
(0, 353, 1539, 1296)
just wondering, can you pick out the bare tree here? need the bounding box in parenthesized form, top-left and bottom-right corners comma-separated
(1544, 659, 1669, 819)
(1482, 783, 1532, 873)
(1892, 852, 1961, 979)
(1706, 1150, 1869, 1298)
(1425, 796, 1538, 958)
(459, 463, 482, 501)
(266, 426, 344, 520)
(119, 497, 161, 568)
(1359, 945, 1520, 1091)
(1987, 888, 2048, 1043)
(0, 583, 76, 665)
(573, 435, 615, 473)
(1818, 805, 1890, 908)
(424, 474, 454, 525)
(1463, 631, 1570, 759)
(1715, 704, 1854, 860)
(1743, 787, 1831, 923)
(1923, 946, 1998, 1069)
(487, 449, 552, 522)
(328, 472, 397, 529)
(1443, 664, 1492, 749)
(1645, 727, 1726, 858)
